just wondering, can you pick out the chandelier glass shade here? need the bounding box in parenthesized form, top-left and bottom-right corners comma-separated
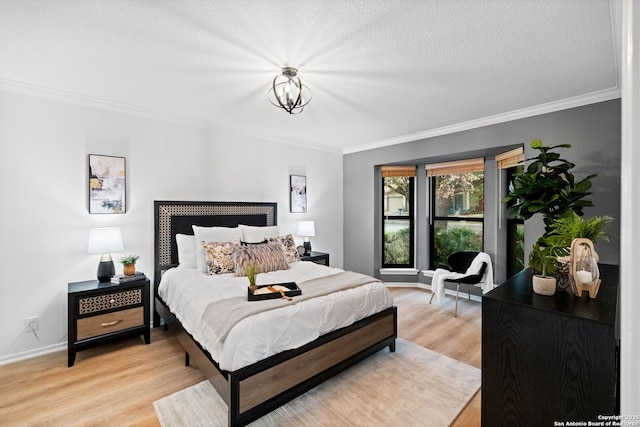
(268, 67, 311, 114)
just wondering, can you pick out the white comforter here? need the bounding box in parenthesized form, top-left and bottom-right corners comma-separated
(158, 261, 394, 371)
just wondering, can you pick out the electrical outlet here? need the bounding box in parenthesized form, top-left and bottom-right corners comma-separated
(24, 316, 39, 333)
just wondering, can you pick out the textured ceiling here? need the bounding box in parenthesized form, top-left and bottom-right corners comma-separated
(0, 0, 620, 152)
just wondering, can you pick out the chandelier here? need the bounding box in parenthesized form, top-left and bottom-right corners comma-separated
(268, 67, 311, 114)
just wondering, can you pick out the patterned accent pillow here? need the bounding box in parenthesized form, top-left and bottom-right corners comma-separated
(268, 234, 301, 263)
(203, 239, 241, 275)
(233, 242, 289, 276)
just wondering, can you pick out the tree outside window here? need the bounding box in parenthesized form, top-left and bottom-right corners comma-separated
(431, 171, 484, 267)
(383, 173, 414, 267)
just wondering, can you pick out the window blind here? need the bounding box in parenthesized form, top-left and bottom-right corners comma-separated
(381, 166, 416, 177)
(495, 147, 524, 169)
(425, 158, 484, 176)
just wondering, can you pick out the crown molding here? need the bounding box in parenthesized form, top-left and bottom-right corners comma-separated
(0, 78, 219, 128)
(0, 78, 342, 154)
(1, 78, 620, 156)
(344, 87, 622, 155)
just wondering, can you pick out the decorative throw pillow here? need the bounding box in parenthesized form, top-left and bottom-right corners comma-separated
(268, 234, 300, 263)
(233, 242, 289, 276)
(203, 239, 241, 275)
(193, 225, 242, 273)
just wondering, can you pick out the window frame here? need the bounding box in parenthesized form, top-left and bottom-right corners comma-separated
(382, 175, 415, 268)
(505, 165, 525, 278)
(428, 170, 485, 269)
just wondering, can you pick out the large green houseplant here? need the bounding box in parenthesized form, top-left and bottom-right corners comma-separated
(503, 139, 599, 295)
(503, 139, 597, 241)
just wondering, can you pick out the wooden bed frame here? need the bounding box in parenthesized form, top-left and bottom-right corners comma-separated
(153, 201, 397, 426)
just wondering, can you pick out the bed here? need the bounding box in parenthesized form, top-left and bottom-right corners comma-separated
(153, 201, 397, 426)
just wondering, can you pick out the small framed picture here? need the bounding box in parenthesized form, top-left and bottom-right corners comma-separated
(89, 154, 126, 214)
(290, 175, 307, 213)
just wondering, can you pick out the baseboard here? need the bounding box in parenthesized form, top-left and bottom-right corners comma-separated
(384, 282, 429, 289)
(385, 282, 483, 302)
(0, 342, 67, 366)
(1, 319, 159, 366)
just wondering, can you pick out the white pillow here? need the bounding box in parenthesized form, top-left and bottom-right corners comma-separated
(239, 224, 280, 243)
(192, 225, 242, 273)
(175, 234, 197, 269)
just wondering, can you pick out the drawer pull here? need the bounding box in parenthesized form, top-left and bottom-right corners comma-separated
(101, 319, 123, 327)
(109, 299, 116, 304)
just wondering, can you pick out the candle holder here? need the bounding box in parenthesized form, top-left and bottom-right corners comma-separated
(569, 238, 601, 298)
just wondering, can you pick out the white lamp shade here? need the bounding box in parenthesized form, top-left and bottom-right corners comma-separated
(297, 221, 315, 237)
(88, 227, 124, 254)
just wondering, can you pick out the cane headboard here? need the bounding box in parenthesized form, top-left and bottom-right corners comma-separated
(153, 201, 278, 285)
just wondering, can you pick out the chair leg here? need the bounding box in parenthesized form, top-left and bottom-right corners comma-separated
(467, 284, 471, 300)
(455, 284, 460, 317)
(429, 291, 435, 304)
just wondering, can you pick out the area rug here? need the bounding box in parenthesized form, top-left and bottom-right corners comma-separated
(153, 339, 480, 427)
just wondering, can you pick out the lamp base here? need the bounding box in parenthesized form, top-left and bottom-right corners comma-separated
(97, 259, 115, 283)
(303, 241, 312, 255)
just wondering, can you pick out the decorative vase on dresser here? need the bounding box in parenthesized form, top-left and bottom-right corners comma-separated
(531, 275, 556, 295)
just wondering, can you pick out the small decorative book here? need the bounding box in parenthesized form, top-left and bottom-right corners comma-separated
(111, 271, 147, 284)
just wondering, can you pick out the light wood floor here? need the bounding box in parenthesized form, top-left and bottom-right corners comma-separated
(0, 287, 481, 426)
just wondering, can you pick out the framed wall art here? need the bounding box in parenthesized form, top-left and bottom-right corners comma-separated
(290, 175, 307, 213)
(88, 154, 126, 214)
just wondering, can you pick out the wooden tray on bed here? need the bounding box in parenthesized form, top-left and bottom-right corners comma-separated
(248, 282, 301, 301)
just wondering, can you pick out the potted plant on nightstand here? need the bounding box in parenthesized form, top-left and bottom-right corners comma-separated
(120, 254, 139, 276)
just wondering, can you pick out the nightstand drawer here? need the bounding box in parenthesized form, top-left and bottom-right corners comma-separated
(78, 288, 142, 315)
(77, 306, 144, 340)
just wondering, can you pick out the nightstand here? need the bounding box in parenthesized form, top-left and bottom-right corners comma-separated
(67, 278, 150, 367)
(301, 251, 329, 266)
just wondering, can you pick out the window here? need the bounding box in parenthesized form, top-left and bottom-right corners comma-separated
(428, 159, 484, 268)
(382, 166, 415, 268)
(497, 147, 525, 277)
(505, 167, 525, 277)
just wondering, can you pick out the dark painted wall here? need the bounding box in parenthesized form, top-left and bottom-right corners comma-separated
(343, 100, 621, 284)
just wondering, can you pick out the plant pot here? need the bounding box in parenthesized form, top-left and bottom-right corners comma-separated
(532, 275, 557, 296)
(123, 264, 136, 276)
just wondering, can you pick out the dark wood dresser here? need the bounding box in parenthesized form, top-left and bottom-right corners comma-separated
(482, 264, 619, 426)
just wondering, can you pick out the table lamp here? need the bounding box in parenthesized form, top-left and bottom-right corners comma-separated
(88, 227, 124, 282)
(297, 220, 315, 255)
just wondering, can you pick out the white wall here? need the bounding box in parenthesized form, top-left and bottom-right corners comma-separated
(620, 0, 640, 414)
(209, 129, 343, 263)
(0, 90, 343, 362)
